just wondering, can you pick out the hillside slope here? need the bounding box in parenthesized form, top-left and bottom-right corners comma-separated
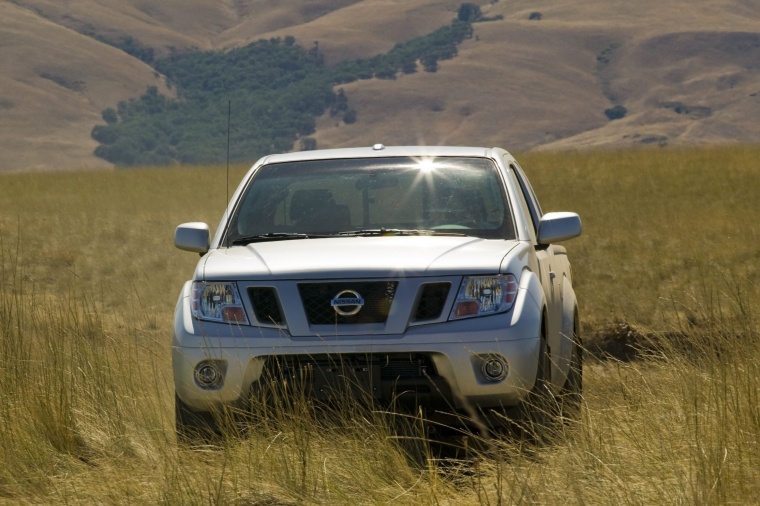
(2, 0, 759, 171)
(0, 2, 171, 171)
(307, 0, 760, 151)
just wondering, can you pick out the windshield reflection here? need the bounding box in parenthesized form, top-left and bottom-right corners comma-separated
(225, 156, 514, 244)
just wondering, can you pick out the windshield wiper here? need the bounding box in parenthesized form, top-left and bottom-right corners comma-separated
(338, 228, 417, 236)
(233, 229, 470, 244)
(231, 233, 327, 245)
(338, 228, 469, 237)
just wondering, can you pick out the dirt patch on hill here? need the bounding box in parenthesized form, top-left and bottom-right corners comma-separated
(586, 322, 661, 362)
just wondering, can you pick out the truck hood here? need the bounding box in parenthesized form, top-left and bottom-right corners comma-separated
(198, 236, 518, 280)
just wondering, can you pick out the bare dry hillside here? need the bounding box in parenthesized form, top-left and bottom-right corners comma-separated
(2, 0, 759, 171)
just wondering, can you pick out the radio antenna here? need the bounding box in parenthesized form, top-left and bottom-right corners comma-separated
(226, 100, 231, 224)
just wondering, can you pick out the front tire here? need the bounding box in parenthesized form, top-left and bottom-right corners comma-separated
(559, 316, 583, 419)
(175, 393, 221, 446)
(515, 317, 556, 441)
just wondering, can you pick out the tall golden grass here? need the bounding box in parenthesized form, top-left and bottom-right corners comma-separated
(0, 146, 758, 504)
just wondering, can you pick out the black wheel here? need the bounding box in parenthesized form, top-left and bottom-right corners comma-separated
(559, 316, 583, 420)
(515, 317, 557, 442)
(175, 393, 221, 447)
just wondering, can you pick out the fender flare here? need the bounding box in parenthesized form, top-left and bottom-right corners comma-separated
(513, 268, 548, 386)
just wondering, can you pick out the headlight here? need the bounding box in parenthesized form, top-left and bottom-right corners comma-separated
(450, 274, 518, 320)
(191, 282, 249, 324)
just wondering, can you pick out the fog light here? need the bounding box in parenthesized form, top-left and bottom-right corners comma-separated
(482, 357, 508, 382)
(194, 361, 223, 389)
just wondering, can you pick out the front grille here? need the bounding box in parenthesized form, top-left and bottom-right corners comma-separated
(248, 287, 284, 325)
(262, 354, 436, 380)
(298, 281, 398, 325)
(252, 353, 452, 410)
(377, 354, 437, 380)
(414, 282, 451, 321)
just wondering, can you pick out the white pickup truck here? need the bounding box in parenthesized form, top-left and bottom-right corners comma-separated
(173, 145, 582, 442)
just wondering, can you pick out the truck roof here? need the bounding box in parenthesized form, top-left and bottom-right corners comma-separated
(254, 145, 507, 165)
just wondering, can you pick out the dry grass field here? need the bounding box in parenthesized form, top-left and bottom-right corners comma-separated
(0, 146, 758, 504)
(3, 0, 760, 172)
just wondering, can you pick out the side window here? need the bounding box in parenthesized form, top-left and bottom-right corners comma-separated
(511, 163, 542, 235)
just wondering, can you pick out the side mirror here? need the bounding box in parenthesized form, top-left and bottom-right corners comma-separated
(537, 212, 582, 245)
(175, 222, 210, 253)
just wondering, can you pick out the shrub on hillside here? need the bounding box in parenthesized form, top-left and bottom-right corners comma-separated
(300, 137, 317, 151)
(458, 3, 481, 22)
(343, 109, 357, 124)
(604, 105, 628, 120)
(101, 108, 118, 125)
(596, 41, 621, 68)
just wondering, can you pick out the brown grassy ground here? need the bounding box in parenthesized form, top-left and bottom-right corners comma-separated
(0, 146, 758, 503)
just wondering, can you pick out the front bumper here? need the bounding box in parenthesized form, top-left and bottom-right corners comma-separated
(172, 279, 543, 419)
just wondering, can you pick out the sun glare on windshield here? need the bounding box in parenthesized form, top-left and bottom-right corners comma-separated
(416, 157, 436, 172)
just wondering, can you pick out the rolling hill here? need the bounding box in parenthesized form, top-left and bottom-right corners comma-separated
(2, 0, 759, 172)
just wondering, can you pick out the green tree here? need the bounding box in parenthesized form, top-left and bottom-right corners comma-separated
(91, 16, 475, 167)
(102, 108, 118, 125)
(458, 3, 481, 22)
(300, 137, 317, 151)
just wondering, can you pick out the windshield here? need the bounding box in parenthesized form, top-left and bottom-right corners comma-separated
(224, 156, 515, 244)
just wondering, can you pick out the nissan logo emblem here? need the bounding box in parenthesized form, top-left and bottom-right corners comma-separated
(330, 289, 365, 316)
